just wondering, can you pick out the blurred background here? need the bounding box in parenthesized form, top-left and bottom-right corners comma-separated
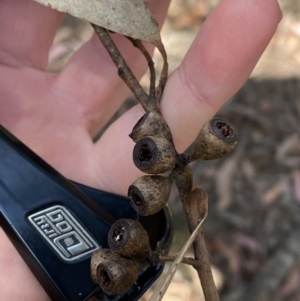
(48, 1, 300, 300)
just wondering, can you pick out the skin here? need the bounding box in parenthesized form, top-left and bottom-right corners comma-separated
(0, 0, 281, 300)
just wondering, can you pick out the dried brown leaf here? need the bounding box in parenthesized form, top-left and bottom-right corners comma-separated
(33, 0, 161, 45)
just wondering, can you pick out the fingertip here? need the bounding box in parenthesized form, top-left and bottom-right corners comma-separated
(159, 0, 282, 152)
(182, 0, 282, 105)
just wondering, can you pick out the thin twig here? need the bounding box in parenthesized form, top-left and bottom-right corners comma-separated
(181, 188, 220, 301)
(159, 255, 201, 268)
(155, 40, 168, 97)
(127, 38, 156, 99)
(92, 24, 149, 112)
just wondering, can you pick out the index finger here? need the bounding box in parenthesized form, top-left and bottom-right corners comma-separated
(94, 0, 282, 195)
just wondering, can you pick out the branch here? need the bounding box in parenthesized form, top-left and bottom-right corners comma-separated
(178, 183, 220, 301)
(159, 255, 201, 268)
(155, 40, 168, 96)
(127, 38, 156, 99)
(92, 25, 149, 111)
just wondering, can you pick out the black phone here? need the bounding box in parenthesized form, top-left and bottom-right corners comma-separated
(0, 125, 172, 301)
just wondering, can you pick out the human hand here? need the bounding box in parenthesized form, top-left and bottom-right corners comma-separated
(0, 0, 281, 300)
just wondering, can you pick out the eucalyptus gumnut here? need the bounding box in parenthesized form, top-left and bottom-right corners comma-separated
(133, 136, 177, 174)
(128, 175, 172, 215)
(129, 111, 173, 143)
(91, 249, 143, 295)
(108, 219, 152, 258)
(191, 117, 238, 160)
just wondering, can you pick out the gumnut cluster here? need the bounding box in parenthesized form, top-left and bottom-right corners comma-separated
(128, 112, 238, 217)
(91, 219, 158, 295)
(90, 23, 238, 297)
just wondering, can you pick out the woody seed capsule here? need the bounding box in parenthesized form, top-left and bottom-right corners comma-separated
(128, 175, 172, 215)
(91, 249, 143, 295)
(133, 136, 177, 174)
(129, 111, 173, 143)
(108, 219, 152, 258)
(191, 117, 238, 161)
